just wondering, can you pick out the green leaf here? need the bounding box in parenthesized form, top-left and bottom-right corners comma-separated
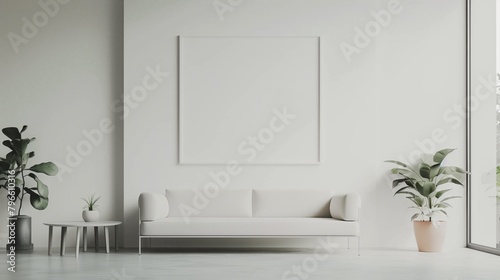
(12, 139, 30, 156)
(419, 163, 431, 179)
(0, 161, 9, 172)
(29, 193, 49, 210)
(28, 162, 58, 176)
(433, 148, 455, 164)
(20, 125, 28, 133)
(416, 182, 436, 197)
(423, 182, 436, 196)
(397, 191, 417, 198)
(429, 164, 440, 180)
(440, 166, 466, 175)
(411, 213, 420, 221)
(2, 127, 21, 140)
(4, 139, 31, 165)
(449, 172, 466, 183)
(391, 168, 421, 181)
(394, 187, 415, 196)
(420, 153, 437, 165)
(24, 187, 36, 195)
(385, 160, 408, 168)
(391, 168, 409, 175)
(435, 202, 452, 208)
(416, 182, 424, 196)
(438, 196, 462, 203)
(404, 179, 416, 188)
(27, 173, 49, 198)
(386, 160, 423, 180)
(392, 178, 406, 188)
(5, 152, 16, 165)
(414, 196, 424, 207)
(3, 140, 16, 153)
(407, 197, 418, 206)
(435, 189, 452, 198)
(437, 177, 463, 187)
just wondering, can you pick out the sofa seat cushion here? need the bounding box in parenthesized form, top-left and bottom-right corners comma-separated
(140, 218, 359, 236)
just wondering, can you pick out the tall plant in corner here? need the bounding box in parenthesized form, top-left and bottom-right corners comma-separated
(0, 126, 58, 251)
(385, 148, 466, 252)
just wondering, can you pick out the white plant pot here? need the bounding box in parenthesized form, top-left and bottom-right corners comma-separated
(82, 210, 99, 222)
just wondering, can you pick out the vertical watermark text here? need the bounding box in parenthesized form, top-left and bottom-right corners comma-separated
(6, 169, 17, 272)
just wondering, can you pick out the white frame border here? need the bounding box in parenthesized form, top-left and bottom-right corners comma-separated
(178, 36, 322, 165)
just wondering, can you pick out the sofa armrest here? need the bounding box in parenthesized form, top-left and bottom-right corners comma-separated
(329, 193, 361, 221)
(138, 192, 169, 221)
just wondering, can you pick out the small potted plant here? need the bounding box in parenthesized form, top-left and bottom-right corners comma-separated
(81, 193, 101, 222)
(385, 148, 467, 252)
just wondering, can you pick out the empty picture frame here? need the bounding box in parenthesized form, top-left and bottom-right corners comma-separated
(179, 36, 321, 164)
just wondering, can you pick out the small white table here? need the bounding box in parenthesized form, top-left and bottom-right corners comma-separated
(43, 221, 121, 258)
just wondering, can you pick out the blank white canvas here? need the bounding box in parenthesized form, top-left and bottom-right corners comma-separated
(179, 36, 321, 164)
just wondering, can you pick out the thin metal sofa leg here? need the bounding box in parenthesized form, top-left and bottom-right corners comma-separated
(139, 236, 142, 255)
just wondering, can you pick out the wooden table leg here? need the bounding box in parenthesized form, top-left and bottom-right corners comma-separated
(48, 226, 53, 256)
(83, 227, 87, 252)
(60, 227, 67, 256)
(114, 225, 118, 252)
(75, 227, 81, 258)
(94, 227, 99, 252)
(105, 227, 110, 254)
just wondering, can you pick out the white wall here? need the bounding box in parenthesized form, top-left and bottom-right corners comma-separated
(0, 0, 123, 248)
(0, 0, 467, 250)
(124, 0, 467, 249)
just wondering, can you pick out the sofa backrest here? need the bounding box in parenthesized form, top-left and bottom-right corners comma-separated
(164, 189, 334, 218)
(252, 189, 334, 218)
(165, 189, 252, 218)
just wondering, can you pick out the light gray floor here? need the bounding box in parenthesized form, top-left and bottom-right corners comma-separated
(1, 247, 499, 280)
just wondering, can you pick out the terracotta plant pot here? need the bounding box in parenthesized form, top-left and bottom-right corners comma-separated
(82, 210, 99, 222)
(413, 221, 447, 252)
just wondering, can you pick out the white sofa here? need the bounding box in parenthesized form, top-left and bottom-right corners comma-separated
(138, 189, 361, 254)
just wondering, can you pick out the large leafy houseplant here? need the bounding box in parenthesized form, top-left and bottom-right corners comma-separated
(386, 148, 467, 252)
(386, 148, 466, 222)
(0, 126, 58, 215)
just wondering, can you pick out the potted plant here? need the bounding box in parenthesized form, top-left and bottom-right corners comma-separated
(386, 148, 466, 252)
(0, 126, 58, 251)
(81, 193, 101, 222)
